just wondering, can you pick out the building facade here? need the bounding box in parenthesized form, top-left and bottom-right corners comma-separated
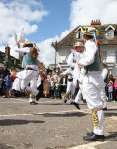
(54, 20, 117, 76)
(0, 46, 21, 69)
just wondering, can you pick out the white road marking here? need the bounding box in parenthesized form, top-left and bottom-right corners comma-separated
(11, 98, 28, 102)
(0, 99, 116, 149)
(0, 99, 116, 120)
(69, 141, 109, 149)
(0, 109, 88, 118)
(0, 101, 28, 104)
(0, 98, 63, 103)
(11, 98, 62, 103)
(0, 98, 28, 103)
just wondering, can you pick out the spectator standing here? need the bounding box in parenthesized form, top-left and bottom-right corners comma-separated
(3, 72, 13, 98)
(113, 78, 117, 101)
(108, 80, 113, 101)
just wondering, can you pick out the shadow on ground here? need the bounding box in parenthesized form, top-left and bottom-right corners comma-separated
(40, 111, 87, 117)
(0, 119, 45, 126)
(38, 102, 70, 106)
(0, 143, 14, 149)
(105, 112, 117, 117)
(106, 132, 117, 141)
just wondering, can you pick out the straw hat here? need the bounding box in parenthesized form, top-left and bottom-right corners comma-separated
(83, 31, 94, 37)
(83, 27, 95, 37)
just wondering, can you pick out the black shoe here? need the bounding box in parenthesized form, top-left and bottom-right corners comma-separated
(64, 99, 67, 103)
(83, 100, 86, 103)
(71, 101, 80, 110)
(103, 107, 107, 111)
(30, 101, 38, 105)
(36, 96, 40, 101)
(86, 132, 94, 136)
(83, 133, 105, 141)
(36, 93, 41, 101)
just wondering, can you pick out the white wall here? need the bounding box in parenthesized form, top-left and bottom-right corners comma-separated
(57, 48, 71, 63)
(101, 45, 117, 76)
(102, 45, 117, 63)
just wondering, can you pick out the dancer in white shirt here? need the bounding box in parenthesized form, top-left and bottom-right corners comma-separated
(77, 31, 105, 141)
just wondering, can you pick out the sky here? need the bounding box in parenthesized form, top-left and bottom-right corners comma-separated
(0, 0, 117, 66)
(28, 0, 71, 42)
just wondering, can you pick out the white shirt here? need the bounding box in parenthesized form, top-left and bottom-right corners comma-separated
(67, 50, 78, 68)
(74, 52, 86, 82)
(78, 40, 97, 66)
(15, 47, 30, 53)
(101, 68, 108, 80)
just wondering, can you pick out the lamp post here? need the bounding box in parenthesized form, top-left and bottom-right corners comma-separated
(51, 40, 58, 70)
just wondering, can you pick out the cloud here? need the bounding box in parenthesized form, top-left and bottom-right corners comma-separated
(38, 38, 55, 67)
(0, 0, 48, 42)
(0, 0, 70, 66)
(70, 0, 117, 28)
(41, 0, 117, 67)
(38, 29, 70, 67)
(31, 0, 117, 67)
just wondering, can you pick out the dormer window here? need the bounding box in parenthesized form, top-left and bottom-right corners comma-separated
(105, 29, 114, 39)
(105, 25, 115, 39)
(76, 30, 83, 39)
(76, 31, 80, 39)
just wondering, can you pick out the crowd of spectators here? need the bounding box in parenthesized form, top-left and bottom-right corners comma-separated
(0, 66, 117, 102)
(0, 67, 67, 99)
(0, 67, 17, 97)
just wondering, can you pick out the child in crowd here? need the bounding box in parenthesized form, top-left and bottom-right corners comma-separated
(3, 72, 13, 98)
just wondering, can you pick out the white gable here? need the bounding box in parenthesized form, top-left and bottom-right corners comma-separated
(105, 25, 115, 31)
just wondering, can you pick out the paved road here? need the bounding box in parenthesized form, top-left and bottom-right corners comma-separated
(0, 97, 117, 149)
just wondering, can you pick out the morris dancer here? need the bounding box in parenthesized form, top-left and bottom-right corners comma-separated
(12, 45, 40, 105)
(71, 41, 86, 109)
(77, 31, 105, 141)
(62, 48, 78, 103)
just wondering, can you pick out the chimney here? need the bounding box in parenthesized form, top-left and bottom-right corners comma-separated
(91, 19, 101, 26)
(5, 46, 10, 57)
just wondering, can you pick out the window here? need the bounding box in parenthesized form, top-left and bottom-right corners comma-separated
(105, 29, 114, 39)
(76, 31, 83, 39)
(106, 50, 116, 63)
(76, 31, 80, 39)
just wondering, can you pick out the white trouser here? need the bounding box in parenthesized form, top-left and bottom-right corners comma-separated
(66, 79, 76, 98)
(100, 87, 107, 108)
(12, 77, 32, 97)
(73, 66, 85, 103)
(12, 78, 21, 91)
(74, 88, 82, 103)
(66, 81, 75, 94)
(66, 81, 72, 93)
(82, 71, 105, 135)
(16, 69, 39, 102)
(74, 82, 83, 103)
(72, 78, 78, 96)
(101, 69, 108, 108)
(82, 72, 105, 109)
(92, 110, 104, 135)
